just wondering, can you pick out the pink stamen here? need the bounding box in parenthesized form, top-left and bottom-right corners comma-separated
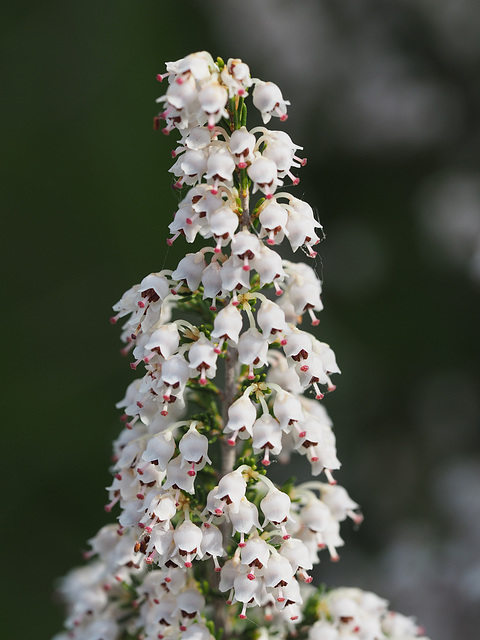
(324, 468, 337, 485)
(307, 307, 320, 325)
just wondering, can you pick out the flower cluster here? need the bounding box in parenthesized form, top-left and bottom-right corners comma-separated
(53, 52, 430, 640)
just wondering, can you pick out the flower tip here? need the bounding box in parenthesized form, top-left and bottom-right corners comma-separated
(238, 162, 247, 169)
(315, 393, 324, 400)
(232, 300, 240, 306)
(275, 289, 283, 296)
(238, 542, 246, 548)
(214, 347, 221, 354)
(280, 113, 288, 122)
(214, 247, 221, 254)
(247, 374, 255, 380)
(171, 150, 177, 158)
(104, 504, 112, 513)
(238, 88, 246, 96)
(156, 73, 164, 82)
(187, 469, 196, 477)
(162, 128, 170, 136)
(293, 177, 300, 186)
(239, 614, 247, 620)
(176, 76, 184, 85)
(305, 576, 313, 583)
(209, 305, 217, 311)
(130, 362, 138, 371)
(311, 456, 319, 462)
(109, 316, 118, 325)
(210, 187, 218, 195)
(215, 508, 223, 515)
(161, 409, 169, 416)
(145, 526, 153, 534)
(330, 554, 340, 562)
(266, 193, 273, 200)
(301, 157, 308, 166)
(280, 339, 287, 346)
(311, 318, 320, 326)
(300, 365, 309, 372)
(137, 300, 146, 308)
(277, 597, 285, 603)
(214, 566, 222, 572)
(282, 534, 291, 540)
(247, 573, 255, 581)
(164, 576, 171, 583)
(227, 439, 235, 446)
(184, 561, 192, 568)
(267, 238, 275, 245)
(261, 458, 270, 466)
(242, 265, 250, 271)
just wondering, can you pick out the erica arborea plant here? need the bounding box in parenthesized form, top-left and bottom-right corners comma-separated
(53, 51, 431, 640)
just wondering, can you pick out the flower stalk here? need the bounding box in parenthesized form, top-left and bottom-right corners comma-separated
(53, 52, 431, 640)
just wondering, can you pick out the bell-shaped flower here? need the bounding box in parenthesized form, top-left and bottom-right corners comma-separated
(273, 390, 305, 433)
(257, 300, 289, 343)
(137, 431, 175, 473)
(259, 200, 289, 245)
(229, 127, 256, 168)
(224, 394, 257, 445)
(264, 551, 295, 592)
(201, 261, 226, 309)
(233, 571, 263, 618)
(204, 149, 235, 193)
(218, 556, 242, 594)
(275, 577, 303, 609)
(288, 279, 323, 325)
(247, 156, 281, 199)
(227, 497, 261, 545)
(163, 455, 196, 494)
(209, 205, 239, 252)
(252, 414, 282, 466)
(198, 81, 228, 129)
(280, 537, 313, 580)
(173, 519, 204, 567)
(200, 523, 225, 572)
(260, 488, 294, 535)
(241, 534, 271, 579)
(211, 303, 244, 350)
(251, 245, 287, 292)
(252, 81, 290, 124)
(283, 329, 313, 361)
(144, 323, 180, 362)
(160, 354, 191, 412)
(177, 588, 205, 624)
(286, 198, 322, 256)
(320, 485, 362, 524)
(168, 205, 205, 244)
(171, 252, 207, 292)
(138, 272, 171, 307)
(187, 333, 218, 384)
(166, 51, 214, 81)
(238, 328, 269, 380)
(219, 255, 251, 302)
(178, 423, 211, 475)
(212, 469, 247, 514)
(221, 58, 253, 98)
(231, 229, 262, 271)
(169, 148, 208, 187)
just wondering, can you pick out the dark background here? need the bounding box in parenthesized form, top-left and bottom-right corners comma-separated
(3, 1, 480, 639)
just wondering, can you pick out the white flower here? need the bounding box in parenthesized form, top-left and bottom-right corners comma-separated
(173, 519, 204, 567)
(247, 156, 281, 199)
(229, 127, 256, 168)
(252, 81, 290, 123)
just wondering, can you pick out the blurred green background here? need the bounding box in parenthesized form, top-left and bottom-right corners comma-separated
(3, 1, 480, 638)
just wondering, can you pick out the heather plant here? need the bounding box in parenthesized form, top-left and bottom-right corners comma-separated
(53, 52, 430, 640)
